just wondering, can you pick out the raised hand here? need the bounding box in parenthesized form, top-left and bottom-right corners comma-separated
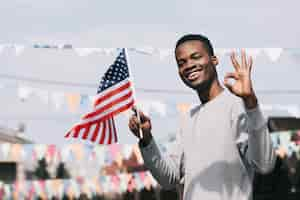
(224, 49, 258, 109)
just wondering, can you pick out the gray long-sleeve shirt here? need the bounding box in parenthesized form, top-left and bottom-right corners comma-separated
(139, 90, 276, 200)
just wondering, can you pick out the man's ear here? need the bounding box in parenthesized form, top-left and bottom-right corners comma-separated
(211, 55, 219, 66)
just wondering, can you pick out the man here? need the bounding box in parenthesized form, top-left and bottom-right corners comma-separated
(129, 34, 276, 200)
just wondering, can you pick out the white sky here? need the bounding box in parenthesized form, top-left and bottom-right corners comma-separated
(1, 0, 300, 47)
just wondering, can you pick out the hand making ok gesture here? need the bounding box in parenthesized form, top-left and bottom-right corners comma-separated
(224, 49, 258, 109)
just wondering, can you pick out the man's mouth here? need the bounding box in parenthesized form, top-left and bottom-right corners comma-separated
(185, 68, 203, 81)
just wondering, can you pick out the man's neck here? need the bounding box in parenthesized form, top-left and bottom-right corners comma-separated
(197, 80, 224, 104)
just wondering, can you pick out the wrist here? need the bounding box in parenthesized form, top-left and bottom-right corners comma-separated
(139, 133, 153, 147)
(243, 94, 258, 110)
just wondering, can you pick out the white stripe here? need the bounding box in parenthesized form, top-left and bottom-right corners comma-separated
(103, 120, 109, 144)
(78, 128, 86, 138)
(69, 129, 75, 137)
(79, 95, 134, 125)
(94, 86, 132, 111)
(109, 118, 115, 144)
(95, 122, 104, 143)
(87, 123, 97, 141)
(95, 79, 130, 101)
(111, 118, 117, 143)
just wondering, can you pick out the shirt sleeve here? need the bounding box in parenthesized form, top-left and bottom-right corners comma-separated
(139, 132, 184, 190)
(233, 101, 276, 175)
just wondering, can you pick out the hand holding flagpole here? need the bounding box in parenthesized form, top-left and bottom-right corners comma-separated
(124, 48, 143, 139)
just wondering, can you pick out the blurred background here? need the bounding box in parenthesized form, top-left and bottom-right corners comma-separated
(1, 0, 300, 199)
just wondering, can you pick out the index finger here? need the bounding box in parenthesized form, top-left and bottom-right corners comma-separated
(230, 51, 240, 71)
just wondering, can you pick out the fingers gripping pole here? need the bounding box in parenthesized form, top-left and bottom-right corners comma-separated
(135, 107, 143, 139)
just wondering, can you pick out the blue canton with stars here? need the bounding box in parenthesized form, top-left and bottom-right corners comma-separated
(97, 48, 130, 93)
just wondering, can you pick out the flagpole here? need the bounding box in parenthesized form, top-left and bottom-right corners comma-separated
(124, 48, 143, 139)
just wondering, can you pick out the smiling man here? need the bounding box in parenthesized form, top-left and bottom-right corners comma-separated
(129, 34, 276, 200)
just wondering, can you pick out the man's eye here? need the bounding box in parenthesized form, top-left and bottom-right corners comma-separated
(192, 55, 202, 59)
(178, 61, 185, 66)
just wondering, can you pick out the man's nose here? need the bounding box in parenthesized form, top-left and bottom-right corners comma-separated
(185, 60, 196, 70)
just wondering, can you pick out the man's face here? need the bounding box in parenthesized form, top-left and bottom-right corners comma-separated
(175, 40, 217, 90)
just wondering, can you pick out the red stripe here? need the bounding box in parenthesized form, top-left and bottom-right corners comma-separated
(65, 100, 134, 142)
(83, 90, 133, 119)
(73, 126, 80, 138)
(90, 122, 100, 142)
(64, 131, 71, 138)
(93, 81, 131, 107)
(112, 117, 118, 143)
(82, 126, 91, 140)
(99, 120, 107, 144)
(108, 119, 112, 144)
(78, 100, 134, 130)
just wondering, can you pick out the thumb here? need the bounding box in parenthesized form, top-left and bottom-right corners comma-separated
(224, 78, 234, 93)
(132, 106, 149, 122)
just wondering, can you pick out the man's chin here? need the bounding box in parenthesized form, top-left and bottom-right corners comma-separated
(185, 80, 204, 90)
(186, 80, 212, 91)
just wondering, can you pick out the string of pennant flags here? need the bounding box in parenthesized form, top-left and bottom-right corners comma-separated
(0, 84, 299, 117)
(1, 44, 300, 62)
(0, 130, 299, 199)
(0, 171, 158, 199)
(2, 130, 300, 166)
(0, 143, 145, 165)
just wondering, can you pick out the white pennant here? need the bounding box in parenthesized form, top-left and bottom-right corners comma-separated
(0, 44, 6, 55)
(151, 101, 167, 117)
(61, 145, 71, 163)
(122, 144, 133, 160)
(70, 179, 80, 198)
(1, 143, 11, 160)
(14, 45, 25, 56)
(215, 48, 232, 57)
(51, 92, 65, 110)
(88, 95, 96, 105)
(33, 181, 42, 196)
(245, 48, 262, 59)
(263, 48, 283, 62)
(35, 144, 47, 160)
(45, 180, 53, 199)
(34, 88, 49, 105)
(103, 48, 116, 56)
(17, 86, 33, 101)
(132, 47, 155, 55)
(74, 48, 97, 57)
(4, 184, 11, 199)
(158, 48, 172, 60)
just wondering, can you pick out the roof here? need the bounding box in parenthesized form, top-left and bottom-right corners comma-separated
(0, 126, 33, 144)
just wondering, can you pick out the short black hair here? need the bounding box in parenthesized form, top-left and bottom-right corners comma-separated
(175, 34, 214, 56)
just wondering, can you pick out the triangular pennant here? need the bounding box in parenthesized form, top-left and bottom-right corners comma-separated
(176, 103, 192, 114)
(74, 48, 97, 57)
(158, 48, 172, 60)
(245, 48, 262, 59)
(0, 44, 6, 54)
(65, 93, 81, 113)
(14, 45, 25, 56)
(263, 48, 283, 62)
(122, 144, 133, 160)
(17, 86, 33, 101)
(50, 92, 65, 110)
(1, 143, 11, 160)
(35, 144, 47, 160)
(34, 88, 49, 105)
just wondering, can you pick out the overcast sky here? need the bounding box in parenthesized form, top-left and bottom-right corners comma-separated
(1, 0, 300, 47)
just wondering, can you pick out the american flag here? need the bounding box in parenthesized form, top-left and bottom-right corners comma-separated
(65, 48, 135, 144)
